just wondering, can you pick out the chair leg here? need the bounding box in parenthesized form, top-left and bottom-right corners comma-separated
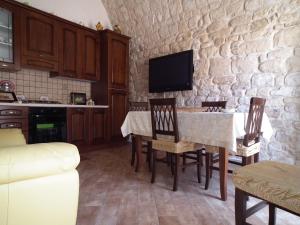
(242, 156, 252, 166)
(147, 141, 152, 171)
(197, 150, 201, 183)
(171, 154, 174, 175)
(182, 153, 186, 172)
(235, 188, 247, 225)
(269, 204, 276, 225)
(131, 136, 136, 166)
(167, 153, 171, 167)
(151, 149, 157, 183)
(205, 152, 211, 190)
(173, 153, 179, 191)
(254, 152, 259, 163)
(210, 155, 213, 178)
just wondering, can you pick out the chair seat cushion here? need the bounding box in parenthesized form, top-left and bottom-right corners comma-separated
(233, 161, 300, 215)
(204, 139, 260, 157)
(236, 139, 260, 157)
(152, 139, 201, 154)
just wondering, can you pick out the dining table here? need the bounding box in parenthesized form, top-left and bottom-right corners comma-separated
(121, 110, 273, 201)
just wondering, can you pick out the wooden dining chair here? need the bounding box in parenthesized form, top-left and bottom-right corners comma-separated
(150, 98, 202, 191)
(182, 101, 227, 175)
(128, 101, 151, 168)
(205, 97, 266, 190)
(202, 101, 227, 112)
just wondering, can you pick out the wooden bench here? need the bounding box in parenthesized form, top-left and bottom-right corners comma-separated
(233, 161, 300, 225)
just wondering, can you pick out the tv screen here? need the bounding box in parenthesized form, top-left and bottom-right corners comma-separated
(149, 50, 194, 93)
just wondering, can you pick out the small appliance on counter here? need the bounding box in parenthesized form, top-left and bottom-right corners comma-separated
(70, 92, 86, 105)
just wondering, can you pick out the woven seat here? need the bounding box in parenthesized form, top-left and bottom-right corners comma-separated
(205, 139, 260, 157)
(152, 139, 201, 154)
(233, 161, 300, 224)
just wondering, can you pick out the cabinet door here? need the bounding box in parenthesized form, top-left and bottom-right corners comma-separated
(0, 1, 20, 71)
(57, 23, 80, 78)
(67, 108, 89, 146)
(110, 89, 128, 139)
(21, 9, 58, 71)
(81, 30, 100, 81)
(109, 34, 129, 89)
(89, 108, 106, 144)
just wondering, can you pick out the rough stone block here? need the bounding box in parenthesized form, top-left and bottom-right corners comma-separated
(232, 57, 258, 74)
(209, 58, 231, 76)
(274, 26, 300, 47)
(286, 56, 300, 73)
(252, 73, 274, 87)
(259, 60, 282, 73)
(285, 73, 300, 86)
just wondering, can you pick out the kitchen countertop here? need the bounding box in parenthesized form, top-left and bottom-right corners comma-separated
(0, 102, 109, 108)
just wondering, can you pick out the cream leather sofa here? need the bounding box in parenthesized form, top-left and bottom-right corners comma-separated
(0, 129, 80, 225)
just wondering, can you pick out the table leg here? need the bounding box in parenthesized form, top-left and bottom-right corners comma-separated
(219, 147, 228, 201)
(135, 135, 142, 172)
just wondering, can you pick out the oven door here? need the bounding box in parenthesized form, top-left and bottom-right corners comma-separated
(28, 108, 67, 144)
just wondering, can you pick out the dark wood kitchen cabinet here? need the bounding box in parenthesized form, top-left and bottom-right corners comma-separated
(67, 108, 89, 146)
(57, 22, 81, 78)
(67, 108, 107, 148)
(21, 8, 59, 71)
(110, 89, 128, 140)
(0, 106, 28, 142)
(81, 30, 100, 81)
(109, 32, 129, 90)
(0, 1, 21, 71)
(89, 108, 107, 144)
(92, 30, 130, 140)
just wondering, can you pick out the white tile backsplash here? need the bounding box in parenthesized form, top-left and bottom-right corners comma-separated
(0, 69, 91, 104)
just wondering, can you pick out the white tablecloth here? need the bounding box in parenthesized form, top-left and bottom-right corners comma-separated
(121, 111, 273, 153)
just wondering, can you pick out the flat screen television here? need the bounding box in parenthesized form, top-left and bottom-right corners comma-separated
(149, 50, 194, 93)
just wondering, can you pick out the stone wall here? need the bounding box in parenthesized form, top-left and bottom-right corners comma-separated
(102, 0, 300, 164)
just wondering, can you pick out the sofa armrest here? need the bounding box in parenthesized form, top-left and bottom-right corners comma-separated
(0, 143, 80, 185)
(0, 128, 26, 148)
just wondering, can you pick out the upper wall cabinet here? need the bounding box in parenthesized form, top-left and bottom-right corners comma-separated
(0, 1, 20, 71)
(107, 31, 129, 89)
(81, 30, 100, 81)
(21, 9, 59, 71)
(57, 22, 81, 78)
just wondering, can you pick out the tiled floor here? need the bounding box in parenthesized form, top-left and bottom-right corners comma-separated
(76, 144, 300, 225)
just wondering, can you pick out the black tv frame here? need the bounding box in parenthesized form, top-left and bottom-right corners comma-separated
(149, 50, 194, 93)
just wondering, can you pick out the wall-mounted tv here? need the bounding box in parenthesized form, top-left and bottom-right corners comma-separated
(149, 50, 194, 93)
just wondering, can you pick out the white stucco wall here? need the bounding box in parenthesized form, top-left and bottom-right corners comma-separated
(16, 0, 111, 29)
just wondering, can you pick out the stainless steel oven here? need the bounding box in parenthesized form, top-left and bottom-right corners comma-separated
(28, 107, 67, 144)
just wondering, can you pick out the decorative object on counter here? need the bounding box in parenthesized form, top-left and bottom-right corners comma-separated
(96, 22, 104, 31)
(0, 91, 17, 102)
(113, 25, 121, 33)
(0, 80, 15, 92)
(86, 98, 95, 106)
(70, 92, 86, 105)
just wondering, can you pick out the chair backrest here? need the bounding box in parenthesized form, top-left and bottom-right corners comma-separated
(149, 98, 179, 142)
(201, 101, 227, 112)
(128, 101, 148, 111)
(243, 97, 266, 146)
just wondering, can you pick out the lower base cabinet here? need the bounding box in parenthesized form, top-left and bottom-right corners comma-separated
(67, 108, 107, 148)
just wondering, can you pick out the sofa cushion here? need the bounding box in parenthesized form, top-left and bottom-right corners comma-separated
(0, 143, 80, 185)
(233, 161, 300, 215)
(0, 128, 26, 148)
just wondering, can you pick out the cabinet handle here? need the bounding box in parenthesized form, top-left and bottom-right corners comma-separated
(1, 63, 8, 67)
(1, 110, 21, 116)
(39, 54, 43, 57)
(1, 123, 21, 129)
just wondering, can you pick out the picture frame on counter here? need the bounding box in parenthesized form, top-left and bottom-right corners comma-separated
(0, 91, 17, 102)
(70, 92, 87, 105)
